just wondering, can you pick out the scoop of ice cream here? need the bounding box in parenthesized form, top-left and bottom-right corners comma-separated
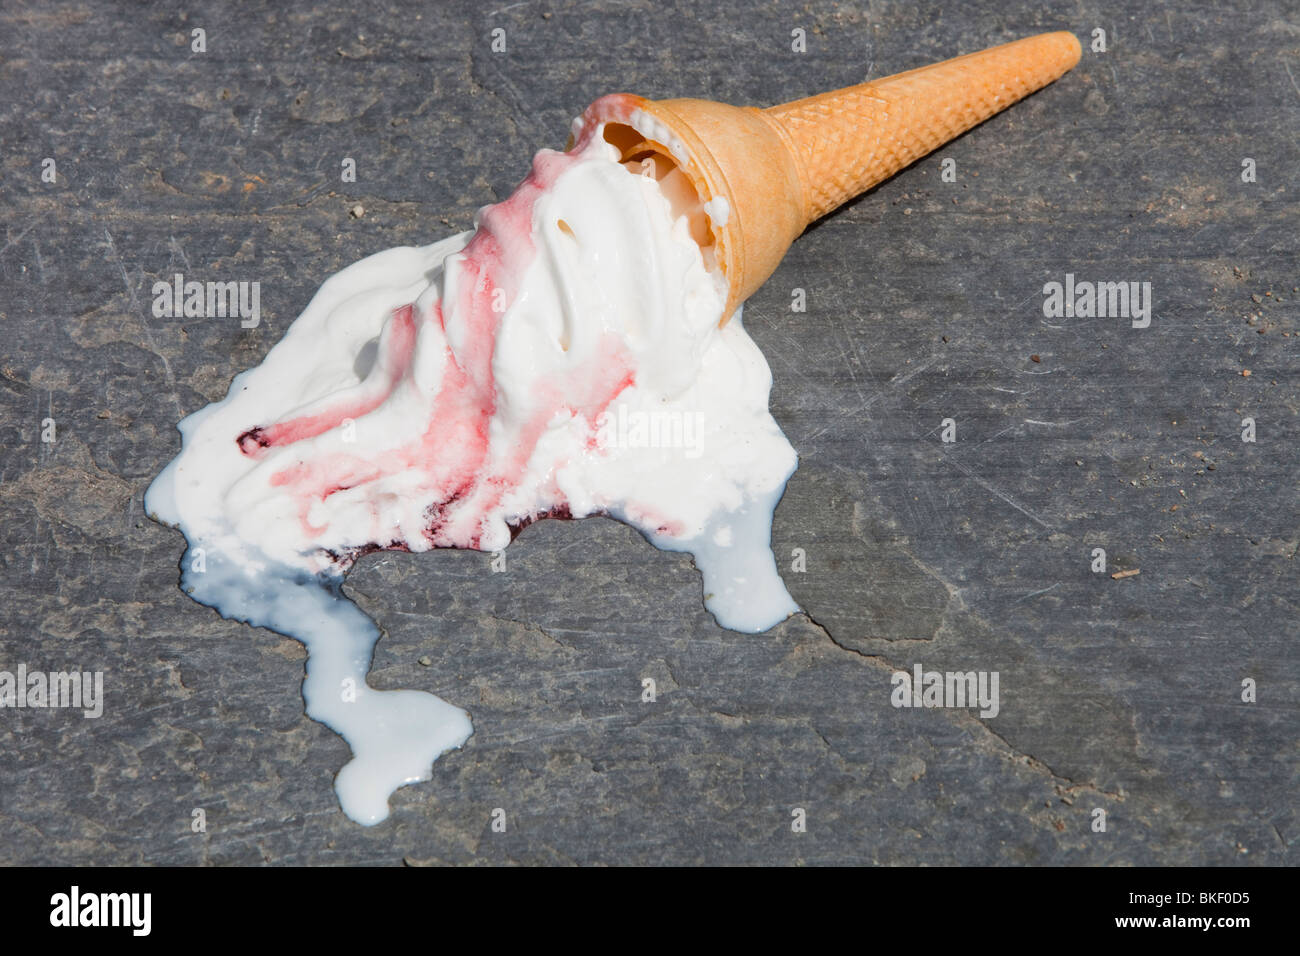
(147, 126, 798, 824)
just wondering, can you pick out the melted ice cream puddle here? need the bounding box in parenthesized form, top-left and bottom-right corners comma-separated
(147, 127, 798, 824)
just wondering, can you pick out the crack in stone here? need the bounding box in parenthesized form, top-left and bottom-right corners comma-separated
(801, 610, 890, 663)
(799, 611, 1126, 802)
(964, 715, 1125, 802)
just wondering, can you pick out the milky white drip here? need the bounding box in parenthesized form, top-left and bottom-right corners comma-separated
(147, 129, 798, 824)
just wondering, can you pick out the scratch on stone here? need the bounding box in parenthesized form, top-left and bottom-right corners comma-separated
(32, 238, 46, 283)
(469, 40, 548, 142)
(1013, 582, 1060, 604)
(1230, 226, 1263, 255)
(0, 223, 36, 259)
(939, 450, 1054, 529)
(1285, 61, 1300, 101)
(486, 613, 575, 650)
(885, 356, 940, 393)
(104, 228, 184, 421)
(803, 355, 941, 443)
(835, 326, 873, 410)
(169, 235, 192, 270)
(1024, 417, 1091, 427)
(763, 329, 824, 397)
(979, 424, 1021, 444)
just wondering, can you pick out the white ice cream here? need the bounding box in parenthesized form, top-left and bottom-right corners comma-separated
(147, 125, 799, 824)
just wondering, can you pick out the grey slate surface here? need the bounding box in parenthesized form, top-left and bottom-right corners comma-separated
(0, 0, 1295, 865)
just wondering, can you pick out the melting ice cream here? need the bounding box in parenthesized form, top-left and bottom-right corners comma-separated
(146, 121, 798, 824)
(148, 32, 1083, 824)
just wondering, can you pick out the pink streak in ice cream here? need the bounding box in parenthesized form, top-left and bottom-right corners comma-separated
(146, 118, 799, 824)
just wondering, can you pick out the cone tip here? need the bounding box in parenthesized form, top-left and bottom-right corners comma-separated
(1044, 30, 1083, 71)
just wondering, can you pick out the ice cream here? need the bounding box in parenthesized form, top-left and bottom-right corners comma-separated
(147, 123, 799, 824)
(147, 32, 1081, 824)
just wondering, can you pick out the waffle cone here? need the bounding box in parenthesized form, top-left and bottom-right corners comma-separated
(573, 31, 1081, 321)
